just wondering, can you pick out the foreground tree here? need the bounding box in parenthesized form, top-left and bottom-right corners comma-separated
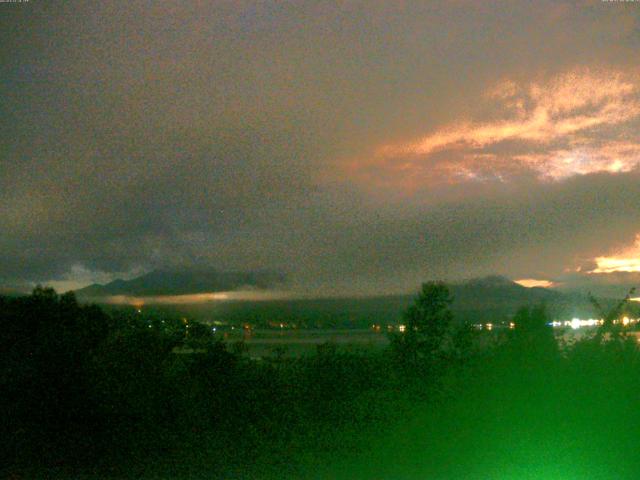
(509, 304, 558, 361)
(589, 287, 637, 341)
(392, 281, 454, 373)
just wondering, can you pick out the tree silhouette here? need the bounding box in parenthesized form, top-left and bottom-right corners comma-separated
(392, 281, 453, 372)
(589, 287, 636, 341)
(510, 304, 557, 360)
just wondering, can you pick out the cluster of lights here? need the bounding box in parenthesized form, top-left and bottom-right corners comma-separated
(547, 319, 603, 330)
(392, 322, 518, 332)
(548, 317, 639, 330)
(383, 325, 408, 333)
(472, 323, 498, 331)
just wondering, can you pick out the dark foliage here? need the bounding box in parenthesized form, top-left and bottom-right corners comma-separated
(2, 286, 640, 479)
(0, 289, 401, 478)
(390, 282, 455, 374)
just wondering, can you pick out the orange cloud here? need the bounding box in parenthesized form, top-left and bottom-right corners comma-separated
(514, 141, 640, 180)
(514, 278, 557, 288)
(589, 234, 640, 274)
(352, 67, 640, 190)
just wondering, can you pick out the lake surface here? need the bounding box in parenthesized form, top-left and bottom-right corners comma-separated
(218, 328, 390, 358)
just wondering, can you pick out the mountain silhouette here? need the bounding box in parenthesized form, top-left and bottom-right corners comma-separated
(448, 275, 564, 323)
(75, 268, 286, 297)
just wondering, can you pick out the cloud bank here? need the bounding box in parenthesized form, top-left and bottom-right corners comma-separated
(2, 1, 640, 295)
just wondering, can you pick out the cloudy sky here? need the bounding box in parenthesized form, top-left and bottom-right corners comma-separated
(2, 1, 640, 294)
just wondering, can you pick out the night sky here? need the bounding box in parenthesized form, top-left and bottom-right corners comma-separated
(2, 1, 640, 294)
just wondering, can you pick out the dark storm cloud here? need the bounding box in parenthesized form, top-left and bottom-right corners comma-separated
(2, 1, 640, 292)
